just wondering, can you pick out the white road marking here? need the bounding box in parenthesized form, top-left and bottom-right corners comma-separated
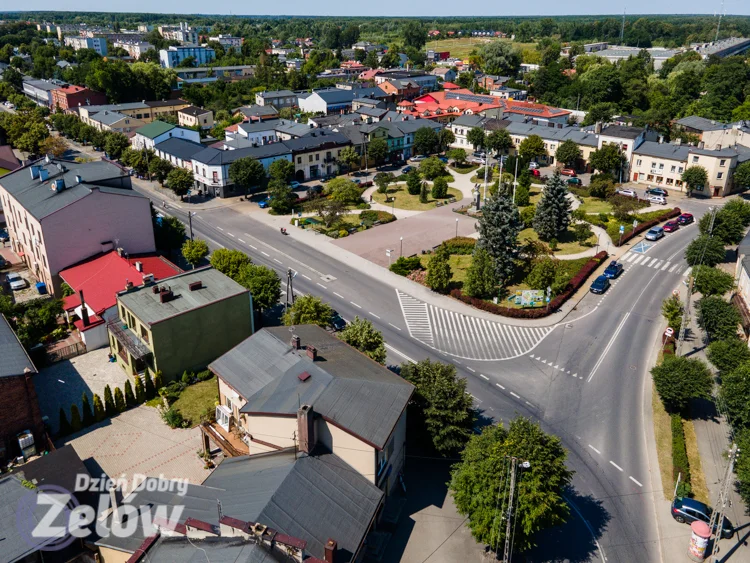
(217, 227, 224, 231)
(668, 263, 678, 272)
(316, 283, 327, 289)
(273, 259, 282, 264)
(479, 374, 489, 380)
(238, 238, 246, 243)
(632, 254, 645, 265)
(261, 251, 270, 257)
(388, 323, 402, 331)
(467, 367, 476, 373)
(588, 445, 601, 455)
(629, 476, 643, 487)
(301, 274, 312, 280)
(384, 343, 416, 364)
(660, 261, 670, 271)
(496, 383, 505, 390)
(609, 460, 624, 472)
(369, 312, 381, 319)
(249, 245, 257, 250)
(510, 392, 520, 399)
(588, 312, 630, 383)
(333, 292, 344, 298)
(58, 379, 65, 383)
(683, 266, 692, 277)
(350, 301, 362, 309)
(525, 401, 535, 408)
(227, 232, 235, 238)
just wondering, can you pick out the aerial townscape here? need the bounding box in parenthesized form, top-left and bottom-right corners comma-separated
(3, 4, 750, 563)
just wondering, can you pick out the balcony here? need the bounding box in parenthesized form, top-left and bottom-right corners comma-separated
(107, 318, 151, 360)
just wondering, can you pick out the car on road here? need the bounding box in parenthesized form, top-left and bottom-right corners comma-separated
(409, 155, 426, 162)
(566, 178, 583, 186)
(616, 188, 637, 198)
(645, 226, 665, 241)
(590, 275, 610, 294)
(677, 213, 694, 225)
(648, 195, 667, 205)
(663, 220, 679, 233)
(646, 187, 668, 197)
(289, 181, 301, 189)
(560, 168, 577, 177)
(330, 311, 347, 331)
(402, 166, 414, 174)
(603, 261, 624, 278)
(6, 272, 27, 291)
(528, 162, 540, 170)
(671, 497, 733, 539)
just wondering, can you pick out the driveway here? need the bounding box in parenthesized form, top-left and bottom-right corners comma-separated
(59, 405, 211, 488)
(35, 348, 130, 435)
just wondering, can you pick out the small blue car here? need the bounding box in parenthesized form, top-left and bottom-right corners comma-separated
(258, 198, 271, 208)
(603, 261, 624, 279)
(590, 275, 610, 294)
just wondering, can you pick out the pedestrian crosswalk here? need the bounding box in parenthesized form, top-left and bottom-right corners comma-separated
(619, 252, 692, 276)
(397, 291, 553, 360)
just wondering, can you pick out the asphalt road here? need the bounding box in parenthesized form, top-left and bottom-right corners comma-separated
(58, 135, 719, 562)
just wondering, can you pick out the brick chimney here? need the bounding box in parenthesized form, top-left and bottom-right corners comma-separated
(306, 345, 317, 361)
(291, 334, 300, 350)
(324, 538, 337, 563)
(297, 405, 315, 454)
(79, 290, 90, 327)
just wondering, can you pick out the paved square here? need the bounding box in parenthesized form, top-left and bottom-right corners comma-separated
(59, 405, 211, 488)
(35, 348, 130, 435)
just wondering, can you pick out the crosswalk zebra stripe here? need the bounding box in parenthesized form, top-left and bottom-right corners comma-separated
(623, 253, 636, 262)
(647, 258, 658, 267)
(654, 260, 663, 269)
(632, 254, 645, 265)
(661, 261, 670, 271)
(683, 267, 692, 277)
(669, 263, 678, 273)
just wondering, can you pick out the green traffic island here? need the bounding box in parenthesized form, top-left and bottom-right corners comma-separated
(292, 210, 396, 238)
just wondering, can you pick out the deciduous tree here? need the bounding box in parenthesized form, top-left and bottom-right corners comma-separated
(181, 239, 209, 269)
(39, 135, 68, 158)
(426, 246, 452, 293)
(479, 41, 522, 76)
(692, 265, 734, 296)
(337, 145, 360, 173)
(697, 295, 740, 341)
(466, 127, 486, 151)
(104, 132, 129, 159)
(463, 246, 497, 298)
(685, 235, 725, 267)
(431, 176, 448, 199)
(368, 137, 388, 165)
(338, 316, 386, 364)
(228, 157, 265, 194)
(651, 355, 713, 413)
(210, 249, 252, 280)
(681, 166, 708, 196)
(268, 159, 295, 182)
(237, 264, 281, 311)
(419, 156, 446, 180)
(282, 295, 333, 328)
(166, 167, 194, 198)
(518, 134, 546, 162)
(720, 364, 750, 429)
(555, 139, 581, 167)
(707, 338, 750, 374)
(413, 127, 439, 156)
(589, 143, 624, 176)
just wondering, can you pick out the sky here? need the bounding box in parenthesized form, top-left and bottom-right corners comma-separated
(11, 0, 750, 17)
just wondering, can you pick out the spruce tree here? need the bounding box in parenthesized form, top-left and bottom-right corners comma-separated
(114, 387, 126, 413)
(419, 181, 428, 204)
(58, 407, 72, 436)
(103, 385, 116, 417)
(93, 394, 105, 422)
(81, 392, 94, 426)
(477, 191, 523, 287)
(533, 172, 572, 241)
(464, 246, 498, 298)
(406, 170, 422, 195)
(124, 380, 136, 407)
(144, 374, 156, 400)
(153, 371, 164, 393)
(426, 246, 452, 293)
(70, 405, 83, 432)
(134, 377, 146, 403)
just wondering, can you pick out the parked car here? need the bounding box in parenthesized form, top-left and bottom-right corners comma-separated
(409, 155, 426, 162)
(258, 198, 271, 208)
(648, 195, 667, 205)
(663, 220, 679, 233)
(566, 178, 583, 186)
(402, 166, 414, 174)
(603, 261, 624, 279)
(7, 272, 27, 291)
(560, 168, 577, 177)
(0, 229, 9, 242)
(616, 188, 637, 198)
(528, 162, 540, 170)
(590, 275, 610, 294)
(472, 151, 486, 159)
(289, 181, 301, 189)
(645, 226, 665, 241)
(0, 257, 7, 268)
(677, 213, 694, 225)
(330, 311, 347, 331)
(531, 169, 542, 177)
(307, 185, 324, 197)
(671, 497, 733, 539)
(646, 187, 668, 197)
(438, 156, 448, 163)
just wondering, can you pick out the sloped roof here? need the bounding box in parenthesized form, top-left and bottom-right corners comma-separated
(0, 145, 21, 173)
(179, 105, 211, 117)
(209, 325, 413, 450)
(633, 141, 690, 160)
(0, 314, 35, 378)
(600, 125, 646, 140)
(674, 116, 727, 132)
(92, 110, 131, 126)
(129, 536, 288, 562)
(135, 120, 176, 139)
(154, 137, 206, 161)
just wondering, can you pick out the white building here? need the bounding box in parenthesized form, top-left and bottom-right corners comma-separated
(131, 121, 201, 151)
(64, 36, 107, 56)
(208, 35, 243, 48)
(113, 41, 154, 59)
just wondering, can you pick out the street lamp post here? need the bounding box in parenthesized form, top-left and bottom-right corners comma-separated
(400, 236, 403, 256)
(188, 211, 195, 241)
(455, 217, 459, 239)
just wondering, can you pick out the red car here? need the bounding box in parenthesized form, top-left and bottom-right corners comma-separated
(663, 220, 679, 233)
(560, 168, 577, 177)
(531, 168, 542, 177)
(677, 213, 694, 225)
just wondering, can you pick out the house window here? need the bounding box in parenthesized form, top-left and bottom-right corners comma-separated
(636, 159, 642, 166)
(651, 162, 656, 169)
(309, 155, 313, 162)
(678, 167, 684, 173)
(692, 156, 699, 163)
(720, 159, 726, 167)
(297, 156, 302, 164)
(671, 166, 676, 173)
(140, 325, 149, 343)
(315, 154, 320, 161)
(212, 171, 218, 182)
(717, 172, 723, 179)
(659, 164, 664, 170)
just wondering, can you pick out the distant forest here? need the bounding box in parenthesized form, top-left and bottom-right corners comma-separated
(2, 13, 750, 48)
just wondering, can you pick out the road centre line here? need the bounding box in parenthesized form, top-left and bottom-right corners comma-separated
(333, 292, 344, 298)
(629, 476, 643, 487)
(588, 444, 601, 455)
(609, 460, 624, 472)
(496, 383, 505, 390)
(510, 392, 520, 399)
(384, 343, 416, 364)
(238, 239, 246, 243)
(350, 301, 362, 309)
(302, 274, 312, 280)
(467, 367, 476, 373)
(261, 251, 270, 256)
(588, 312, 630, 383)
(273, 259, 282, 264)
(479, 374, 489, 380)
(369, 312, 381, 319)
(316, 283, 327, 289)
(227, 232, 235, 237)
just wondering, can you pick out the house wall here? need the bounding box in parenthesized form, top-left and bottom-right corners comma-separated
(43, 190, 156, 295)
(149, 292, 253, 381)
(297, 94, 327, 115)
(378, 408, 407, 493)
(155, 147, 194, 170)
(133, 128, 201, 151)
(317, 421, 376, 483)
(293, 146, 343, 180)
(702, 128, 750, 151)
(240, 414, 298, 453)
(238, 128, 279, 145)
(631, 154, 686, 190)
(179, 111, 214, 130)
(80, 323, 109, 349)
(0, 373, 46, 462)
(218, 378, 247, 422)
(689, 153, 737, 197)
(97, 546, 132, 563)
(736, 262, 750, 304)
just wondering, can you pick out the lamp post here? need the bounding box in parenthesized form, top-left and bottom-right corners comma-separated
(455, 217, 459, 238)
(400, 236, 403, 256)
(188, 211, 195, 241)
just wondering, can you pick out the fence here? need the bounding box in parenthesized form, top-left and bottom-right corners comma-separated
(46, 341, 87, 363)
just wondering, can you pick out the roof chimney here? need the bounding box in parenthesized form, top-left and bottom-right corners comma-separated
(306, 345, 317, 361)
(135, 261, 143, 272)
(291, 334, 300, 349)
(297, 405, 315, 454)
(79, 290, 90, 327)
(325, 539, 337, 563)
(188, 280, 202, 291)
(109, 485, 119, 524)
(125, 279, 134, 291)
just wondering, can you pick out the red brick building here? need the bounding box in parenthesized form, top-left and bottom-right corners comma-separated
(52, 85, 107, 111)
(0, 315, 45, 461)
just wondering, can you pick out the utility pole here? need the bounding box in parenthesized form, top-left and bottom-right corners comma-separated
(188, 211, 195, 241)
(715, 0, 725, 42)
(512, 157, 519, 204)
(502, 457, 518, 563)
(285, 268, 296, 314)
(708, 443, 738, 562)
(482, 122, 489, 208)
(620, 9, 626, 44)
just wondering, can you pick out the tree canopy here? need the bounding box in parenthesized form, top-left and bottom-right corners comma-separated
(651, 355, 713, 413)
(282, 295, 333, 328)
(338, 316, 386, 364)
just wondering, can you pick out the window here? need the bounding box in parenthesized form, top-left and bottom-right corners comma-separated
(297, 156, 302, 164)
(309, 155, 313, 162)
(659, 164, 664, 170)
(651, 162, 656, 169)
(717, 172, 723, 179)
(140, 325, 149, 343)
(671, 166, 676, 173)
(678, 167, 684, 173)
(212, 171, 218, 182)
(692, 156, 699, 163)
(720, 159, 726, 167)
(315, 154, 319, 161)
(636, 159, 642, 166)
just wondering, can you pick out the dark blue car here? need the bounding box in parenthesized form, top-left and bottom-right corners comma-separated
(590, 275, 610, 294)
(603, 261, 624, 279)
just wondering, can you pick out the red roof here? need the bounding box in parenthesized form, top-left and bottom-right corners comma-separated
(224, 123, 240, 133)
(442, 82, 460, 89)
(59, 251, 181, 315)
(62, 293, 81, 311)
(73, 314, 105, 332)
(58, 85, 87, 94)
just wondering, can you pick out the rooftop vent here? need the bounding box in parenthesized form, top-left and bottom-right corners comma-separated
(291, 335, 300, 349)
(159, 288, 174, 303)
(40, 168, 50, 182)
(298, 371, 311, 382)
(50, 178, 64, 192)
(188, 280, 202, 291)
(134, 261, 143, 272)
(142, 273, 155, 285)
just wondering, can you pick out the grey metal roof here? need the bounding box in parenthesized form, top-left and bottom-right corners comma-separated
(237, 119, 286, 135)
(356, 107, 388, 118)
(0, 314, 35, 378)
(204, 450, 384, 561)
(0, 158, 138, 220)
(600, 125, 646, 139)
(91, 110, 130, 126)
(192, 144, 291, 165)
(274, 121, 315, 138)
(450, 114, 486, 128)
(234, 105, 278, 118)
(284, 130, 350, 152)
(597, 47, 678, 59)
(117, 267, 249, 325)
(258, 90, 295, 99)
(674, 116, 726, 132)
(85, 101, 149, 113)
(22, 79, 59, 92)
(633, 141, 690, 160)
(154, 137, 206, 161)
(311, 86, 386, 106)
(209, 325, 413, 449)
(132, 536, 288, 562)
(505, 121, 599, 147)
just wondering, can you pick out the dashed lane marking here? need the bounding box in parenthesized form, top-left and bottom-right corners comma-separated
(609, 461, 624, 472)
(630, 476, 643, 487)
(588, 445, 601, 455)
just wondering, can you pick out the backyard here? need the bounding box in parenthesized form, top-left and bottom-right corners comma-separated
(170, 375, 218, 426)
(372, 183, 463, 211)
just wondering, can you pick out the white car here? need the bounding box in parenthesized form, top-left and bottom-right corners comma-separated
(528, 162, 540, 170)
(616, 188, 637, 198)
(648, 195, 667, 205)
(409, 155, 426, 162)
(6, 272, 27, 291)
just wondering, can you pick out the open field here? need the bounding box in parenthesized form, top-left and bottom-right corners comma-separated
(426, 37, 537, 59)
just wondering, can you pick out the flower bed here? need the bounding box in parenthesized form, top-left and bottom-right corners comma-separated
(615, 207, 681, 246)
(450, 251, 609, 318)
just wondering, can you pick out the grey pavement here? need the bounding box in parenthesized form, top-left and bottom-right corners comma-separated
(35, 348, 130, 434)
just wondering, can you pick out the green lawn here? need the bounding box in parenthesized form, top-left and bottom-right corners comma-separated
(425, 37, 537, 59)
(171, 376, 218, 426)
(450, 163, 479, 174)
(578, 198, 614, 215)
(519, 227, 596, 255)
(372, 183, 463, 211)
(420, 254, 473, 284)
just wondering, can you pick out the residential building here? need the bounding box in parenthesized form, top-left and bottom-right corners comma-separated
(478, 74, 511, 91)
(87, 110, 147, 134)
(153, 137, 206, 170)
(673, 116, 728, 141)
(285, 58, 304, 71)
(596, 124, 658, 181)
(174, 65, 255, 88)
(60, 249, 180, 350)
(77, 99, 191, 126)
(379, 79, 421, 102)
(64, 35, 107, 55)
(0, 314, 44, 462)
(431, 67, 456, 83)
(255, 89, 297, 108)
(489, 87, 528, 100)
(285, 130, 351, 181)
(22, 79, 60, 108)
(0, 158, 156, 295)
(700, 122, 750, 151)
(209, 324, 413, 498)
(109, 267, 254, 382)
(113, 40, 154, 59)
(374, 70, 438, 92)
(191, 145, 293, 198)
(131, 121, 201, 151)
(232, 104, 279, 121)
(159, 45, 216, 68)
(51, 84, 106, 111)
(0, 145, 21, 175)
(159, 23, 198, 45)
(298, 86, 387, 115)
(631, 142, 750, 197)
(426, 50, 451, 63)
(208, 35, 243, 48)
(228, 118, 311, 145)
(504, 120, 600, 168)
(178, 105, 214, 130)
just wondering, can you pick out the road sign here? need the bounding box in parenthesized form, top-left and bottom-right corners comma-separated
(633, 219, 638, 229)
(385, 249, 392, 256)
(619, 225, 625, 233)
(665, 327, 675, 337)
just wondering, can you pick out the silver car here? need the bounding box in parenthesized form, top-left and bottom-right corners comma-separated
(6, 272, 27, 290)
(648, 195, 667, 205)
(645, 227, 665, 241)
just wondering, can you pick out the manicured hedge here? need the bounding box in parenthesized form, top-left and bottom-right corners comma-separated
(671, 413, 692, 496)
(360, 210, 396, 224)
(615, 208, 682, 246)
(440, 236, 477, 255)
(450, 251, 609, 318)
(390, 256, 424, 276)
